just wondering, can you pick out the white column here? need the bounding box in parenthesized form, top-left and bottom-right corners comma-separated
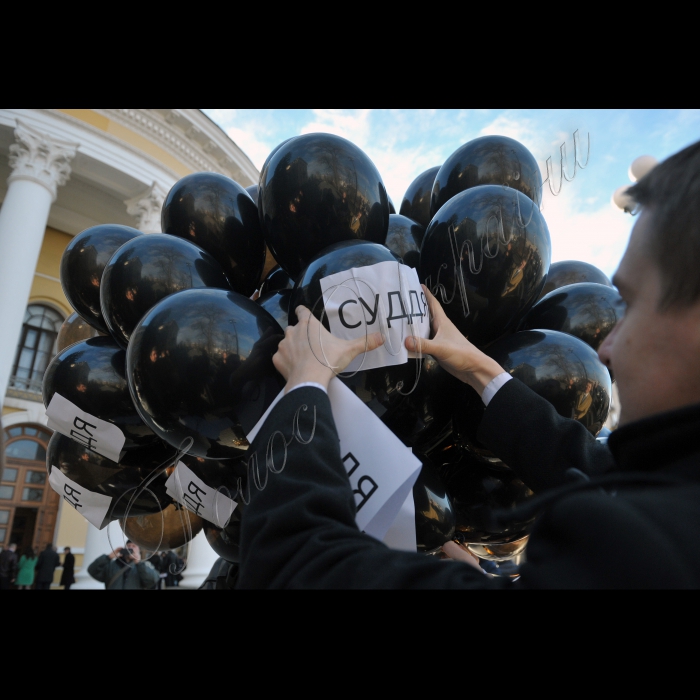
(177, 529, 220, 589)
(124, 181, 167, 233)
(72, 520, 126, 589)
(0, 120, 78, 403)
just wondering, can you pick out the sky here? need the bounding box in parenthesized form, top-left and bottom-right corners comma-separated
(202, 109, 700, 279)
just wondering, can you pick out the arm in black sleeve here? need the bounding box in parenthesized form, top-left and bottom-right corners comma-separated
(237, 385, 506, 589)
(476, 378, 616, 493)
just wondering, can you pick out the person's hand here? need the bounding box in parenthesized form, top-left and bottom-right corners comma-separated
(128, 545, 141, 564)
(441, 541, 483, 571)
(109, 549, 121, 560)
(404, 285, 505, 396)
(273, 306, 384, 392)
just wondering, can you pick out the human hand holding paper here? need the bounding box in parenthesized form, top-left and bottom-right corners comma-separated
(405, 285, 505, 397)
(273, 305, 384, 392)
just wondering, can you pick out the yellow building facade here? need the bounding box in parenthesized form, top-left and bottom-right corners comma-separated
(0, 109, 259, 587)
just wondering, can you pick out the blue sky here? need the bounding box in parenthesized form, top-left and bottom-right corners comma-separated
(202, 109, 700, 278)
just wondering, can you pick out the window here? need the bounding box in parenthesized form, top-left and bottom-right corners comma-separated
(5, 440, 46, 462)
(0, 486, 15, 500)
(1, 468, 18, 483)
(22, 488, 43, 502)
(0, 528, 5, 543)
(0, 511, 9, 524)
(10, 304, 64, 393)
(25, 471, 46, 485)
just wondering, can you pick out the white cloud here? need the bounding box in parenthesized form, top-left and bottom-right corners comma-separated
(300, 109, 373, 147)
(225, 126, 275, 173)
(540, 182, 633, 279)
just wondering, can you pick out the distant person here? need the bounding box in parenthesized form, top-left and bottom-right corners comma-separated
(87, 540, 159, 590)
(35, 544, 61, 590)
(15, 547, 38, 589)
(60, 547, 75, 590)
(161, 550, 180, 588)
(0, 543, 18, 590)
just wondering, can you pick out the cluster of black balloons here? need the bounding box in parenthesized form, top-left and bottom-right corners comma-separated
(43, 131, 621, 565)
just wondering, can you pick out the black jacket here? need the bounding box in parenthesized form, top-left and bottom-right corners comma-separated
(36, 547, 61, 583)
(237, 382, 700, 589)
(0, 549, 18, 579)
(60, 553, 75, 586)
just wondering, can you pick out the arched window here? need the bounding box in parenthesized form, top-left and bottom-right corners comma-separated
(1, 424, 56, 551)
(9, 304, 64, 394)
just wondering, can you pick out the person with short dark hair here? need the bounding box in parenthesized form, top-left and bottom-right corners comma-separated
(16, 547, 38, 589)
(60, 547, 75, 590)
(87, 539, 160, 590)
(0, 543, 18, 590)
(35, 544, 61, 590)
(236, 139, 700, 589)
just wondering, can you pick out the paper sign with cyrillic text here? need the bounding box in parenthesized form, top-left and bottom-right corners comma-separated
(46, 392, 126, 463)
(48, 466, 112, 529)
(319, 261, 430, 372)
(246, 380, 422, 542)
(165, 461, 237, 528)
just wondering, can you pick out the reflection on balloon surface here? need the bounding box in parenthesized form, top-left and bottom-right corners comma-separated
(56, 312, 102, 353)
(384, 214, 424, 269)
(43, 336, 159, 450)
(127, 288, 285, 460)
(161, 172, 265, 296)
(520, 282, 623, 351)
(121, 502, 203, 551)
(259, 265, 294, 296)
(413, 456, 455, 553)
(259, 133, 390, 277)
(60, 224, 143, 333)
(100, 234, 231, 348)
(466, 536, 529, 562)
(419, 185, 551, 348)
(257, 289, 292, 331)
(538, 260, 612, 299)
(46, 431, 173, 519)
(400, 166, 440, 228)
(431, 135, 542, 217)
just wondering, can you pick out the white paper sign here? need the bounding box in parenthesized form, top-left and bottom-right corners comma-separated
(247, 380, 422, 542)
(319, 261, 430, 372)
(165, 461, 237, 528)
(382, 488, 417, 552)
(46, 392, 126, 463)
(49, 466, 112, 529)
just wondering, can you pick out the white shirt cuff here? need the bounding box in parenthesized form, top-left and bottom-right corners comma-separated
(285, 381, 328, 396)
(481, 372, 512, 406)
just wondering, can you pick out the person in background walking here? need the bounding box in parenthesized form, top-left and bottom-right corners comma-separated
(60, 547, 75, 590)
(35, 544, 60, 590)
(16, 547, 38, 589)
(0, 543, 18, 590)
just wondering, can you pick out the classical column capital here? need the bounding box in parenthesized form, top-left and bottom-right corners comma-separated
(124, 181, 167, 233)
(7, 120, 79, 202)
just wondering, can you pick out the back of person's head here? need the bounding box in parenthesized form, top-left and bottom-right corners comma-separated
(627, 140, 700, 310)
(45, 543, 52, 551)
(64, 547, 71, 553)
(9, 543, 16, 552)
(24, 547, 35, 559)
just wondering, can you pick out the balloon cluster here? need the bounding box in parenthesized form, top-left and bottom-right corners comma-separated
(44, 131, 619, 569)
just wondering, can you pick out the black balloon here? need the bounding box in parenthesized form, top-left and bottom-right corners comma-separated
(437, 450, 535, 545)
(259, 132, 390, 278)
(431, 135, 542, 217)
(258, 137, 297, 191)
(381, 355, 459, 453)
(419, 185, 551, 348)
(56, 311, 102, 353)
(245, 184, 259, 202)
(400, 166, 440, 228)
(384, 214, 425, 269)
(454, 330, 612, 460)
(257, 289, 292, 331)
(43, 336, 158, 450)
(46, 432, 173, 520)
(60, 224, 143, 333)
(388, 196, 396, 214)
(539, 260, 613, 299)
(161, 172, 265, 296)
(100, 234, 231, 349)
(290, 240, 417, 420)
(203, 506, 244, 564)
(413, 455, 456, 553)
(259, 265, 294, 296)
(520, 282, 623, 352)
(127, 288, 285, 460)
